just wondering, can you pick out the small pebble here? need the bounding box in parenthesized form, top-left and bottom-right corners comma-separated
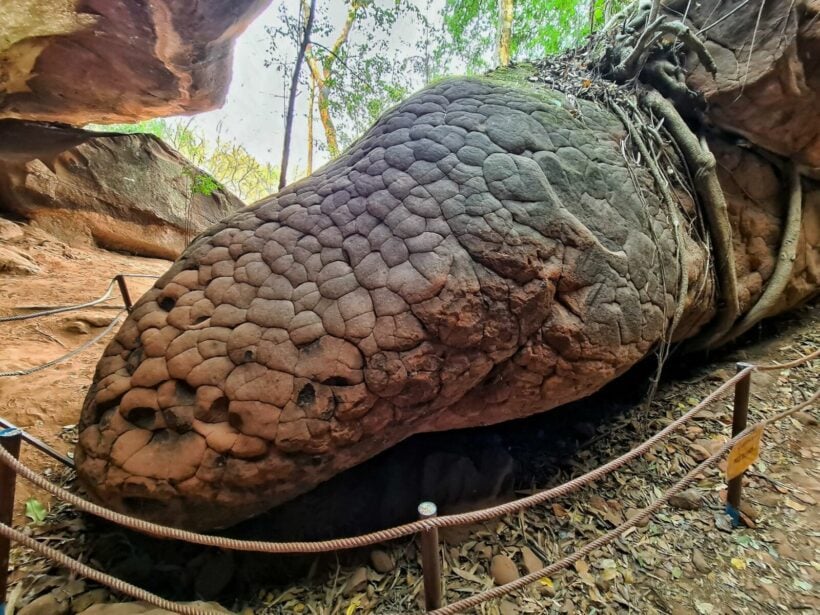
(490, 554, 519, 585)
(669, 488, 702, 510)
(369, 549, 395, 573)
(692, 549, 710, 573)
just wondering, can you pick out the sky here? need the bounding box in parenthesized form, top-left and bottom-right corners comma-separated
(176, 0, 449, 175)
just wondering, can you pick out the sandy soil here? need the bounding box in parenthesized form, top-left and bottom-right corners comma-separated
(0, 222, 169, 522)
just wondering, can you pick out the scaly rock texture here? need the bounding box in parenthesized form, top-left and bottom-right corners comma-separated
(681, 0, 820, 170)
(0, 0, 270, 125)
(74, 1, 819, 530)
(75, 72, 819, 530)
(0, 120, 243, 260)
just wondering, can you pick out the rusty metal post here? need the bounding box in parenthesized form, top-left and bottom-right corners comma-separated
(115, 275, 133, 313)
(418, 501, 441, 611)
(0, 428, 22, 612)
(726, 362, 752, 517)
(0, 419, 73, 469)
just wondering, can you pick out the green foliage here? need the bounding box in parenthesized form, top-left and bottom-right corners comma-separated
(183, 168, 222, 197)
(440, 0, 630, 73)
(86, 120, 280, 203)
(441, 0, 496, 73)
(325, 45, 415, 148)
(25, 498, 47, 524)
(86, 118, 167, 138)
(266, 0, 429, 153)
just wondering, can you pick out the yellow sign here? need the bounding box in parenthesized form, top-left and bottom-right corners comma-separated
(726, 426, 764, 480)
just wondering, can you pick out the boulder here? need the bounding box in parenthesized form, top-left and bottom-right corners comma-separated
(0, 0, 271, 125)
(0, 120, 243, 260)
(682, 0, 820, 171)
(0, 244, 40, 275)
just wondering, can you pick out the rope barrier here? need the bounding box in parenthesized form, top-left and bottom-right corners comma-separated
(0, 366, 755, 553)
(755, 347, 820, 371)
(0, 278, 117, 323)
(0, 523, 224, 615)
(763, 389, 818, 424)
(0, 311, 125, 378)
(432, 425, 743, 613)
(431, 387, 818, 614)
(0, 273, 158, 323)
(0, 345, 815, 613)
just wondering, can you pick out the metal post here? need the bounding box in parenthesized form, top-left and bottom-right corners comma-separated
(0, 429, 22, 612)
(726, 362, 752, 516)
(115, 275, 133, 313)
(418, 501, 441, 611)
(0, 419, 73, 469)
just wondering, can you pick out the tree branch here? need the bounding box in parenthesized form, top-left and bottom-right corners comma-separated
(279, 0, 316, 190)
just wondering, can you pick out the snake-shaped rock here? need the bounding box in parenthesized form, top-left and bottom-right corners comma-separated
(76, 2, 820, 530)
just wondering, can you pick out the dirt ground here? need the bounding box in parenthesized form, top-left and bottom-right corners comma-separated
(0, 220, 818, 615)
(0, 223, 168, 522)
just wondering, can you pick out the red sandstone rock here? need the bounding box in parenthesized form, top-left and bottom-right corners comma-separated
(0, 121, 243, 260)
(0, 0, 271, 125)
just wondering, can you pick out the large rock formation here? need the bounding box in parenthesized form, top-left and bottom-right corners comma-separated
(681, 0, 820, 170)
(0, 0, 271, 125)
(72, 1, 818, 530)
(0, 120, 243, 259)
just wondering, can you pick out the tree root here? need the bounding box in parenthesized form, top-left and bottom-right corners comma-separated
(640, 89, 739, 352)
(716, 163, 803, 344)
(594, 2, 717, 119)
(608, 97, 690, 406)
(613, 18, 716, 83)
(608, 99, 688, 343)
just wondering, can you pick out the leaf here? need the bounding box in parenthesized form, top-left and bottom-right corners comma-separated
(539, 577, 554, 588)
(574, 559, 589, 574)
(671, 566, 682, 579)
(792, 579, 812, 592)
(784, 498, 807, 511)
(452, 567, 484, 584)
(25, 498, 47, 524)
(601, 568, 618, 581)
(345, 597, 362, 615)
(730, 558, 746, 570)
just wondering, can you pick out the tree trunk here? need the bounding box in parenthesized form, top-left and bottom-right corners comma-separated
(306, 73, 315, 175)
(317, 85, 339, 158)
(301, 2, 360, 160)
(498, 0, 514, 67)
(279, 0, 316, 190)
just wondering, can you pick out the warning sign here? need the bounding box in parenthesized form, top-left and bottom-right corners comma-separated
(726, 426, 764, 481)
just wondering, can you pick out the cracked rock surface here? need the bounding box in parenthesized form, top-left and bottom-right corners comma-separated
(76, 71, 818, 530)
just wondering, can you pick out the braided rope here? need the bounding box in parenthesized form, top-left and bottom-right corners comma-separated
(431, 426, 745, 614)
(0, 311, 125, 378)
(0, 367, 754, 553)
(431, 387, 818, 614)
(0, 273, 158, 322)
(0, 279, 117, 323)
(0, 352, 814, 614)
(756, 347, 820, 371)
(0, 522, 224, 615)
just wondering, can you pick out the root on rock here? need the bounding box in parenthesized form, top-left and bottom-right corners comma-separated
(717, 163, 804, 345)
(640, 89, 739, 352)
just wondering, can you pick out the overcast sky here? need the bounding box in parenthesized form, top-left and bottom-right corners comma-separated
(178, 0, 449, 174)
